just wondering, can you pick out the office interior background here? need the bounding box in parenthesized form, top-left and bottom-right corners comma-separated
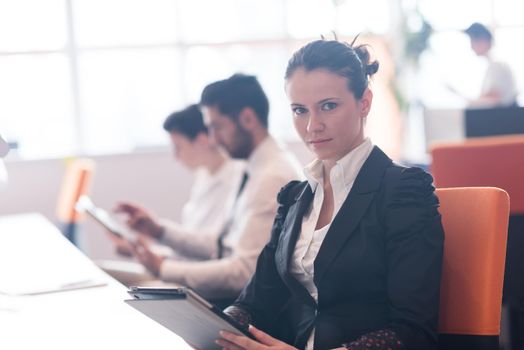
(1, 0, 523, 259)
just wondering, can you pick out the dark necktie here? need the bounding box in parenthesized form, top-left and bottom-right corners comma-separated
(217, 171, 249, 258)
(236, 171, 249, 198)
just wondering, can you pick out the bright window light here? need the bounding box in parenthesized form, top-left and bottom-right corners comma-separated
(419, 0, 492, 30)
(1, 0, 523, 160)
(286, 0, 336, 38)
(78, 49, 183, 154)
(335, 0, 391, 35)
(0, 54, 76, 158)
(178, 0, 286, 43)
(73, 0, 178, 47)
(0, 0, 67, 51)
(494, 0, 524, 26)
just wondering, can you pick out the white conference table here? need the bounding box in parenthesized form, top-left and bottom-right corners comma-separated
(0, 213, 191, 350)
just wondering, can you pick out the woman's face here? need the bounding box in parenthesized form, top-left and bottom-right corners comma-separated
(286, 68, 372, 163)
(169, 131, 206, 170)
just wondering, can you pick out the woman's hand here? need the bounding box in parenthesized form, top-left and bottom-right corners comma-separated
(114, 202, 164, 239)
(131, 236, 165, 276)
(216, 325, 297, 350)
(103, 229, 134, 257)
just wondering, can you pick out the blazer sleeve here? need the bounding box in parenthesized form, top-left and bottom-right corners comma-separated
(346, 167, 444, 350)
(376, 167, 444, 349)
(226, 181, 302, 332)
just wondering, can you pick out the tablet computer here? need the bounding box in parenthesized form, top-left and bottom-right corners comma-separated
(0, 134, 9, 157)
(125, 286, 254, 349)
(75, 195, 135, 241)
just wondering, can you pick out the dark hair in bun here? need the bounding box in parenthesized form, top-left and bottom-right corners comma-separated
(285, 36, 379, 99)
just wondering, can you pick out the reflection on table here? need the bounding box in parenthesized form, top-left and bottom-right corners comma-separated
(0, 213, 191, 349)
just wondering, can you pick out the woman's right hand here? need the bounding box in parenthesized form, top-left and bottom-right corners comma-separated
(101, 227, 133, 256)
(114, 202, 164, 239)
(217, 325, 297, 350)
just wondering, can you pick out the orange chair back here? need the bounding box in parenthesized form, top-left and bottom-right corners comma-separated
(431, 135, 524, 214)
(56, 158, 95, 223)
(437, 187, 509, 336)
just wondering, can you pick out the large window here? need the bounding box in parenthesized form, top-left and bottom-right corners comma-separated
(0, 0, 391, 160)
(2, 0, 522, 159)
(415, 0, 524, 108)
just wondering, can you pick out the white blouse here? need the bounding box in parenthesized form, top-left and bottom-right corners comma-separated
(158, 158, 245, 260)
(289, 138, 374, 350)
(181, 159, 245, 232)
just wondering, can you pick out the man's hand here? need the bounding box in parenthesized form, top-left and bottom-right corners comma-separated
(131, 236, 166, 276)
(216, 325, 298, 350)
(114, 202, 164, 239)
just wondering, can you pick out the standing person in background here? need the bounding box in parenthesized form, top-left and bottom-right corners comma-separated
(103, 104, 245, 285)
(124, 74, 302, 304)
(218, 38, 444, 350)
(465, 22, 518, 107)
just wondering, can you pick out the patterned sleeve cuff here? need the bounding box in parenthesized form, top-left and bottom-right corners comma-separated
(223, 305, 253, 329)
(342, 329, 404, 350)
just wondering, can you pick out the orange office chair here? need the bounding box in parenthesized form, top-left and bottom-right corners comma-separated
(436, 187, 510, 350)
(431, 135, 524, 349)
(431, 135, 524, 213)
(56, 158, 96, 244)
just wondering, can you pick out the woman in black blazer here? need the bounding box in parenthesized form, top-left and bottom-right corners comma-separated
(217, 38, 444, 350)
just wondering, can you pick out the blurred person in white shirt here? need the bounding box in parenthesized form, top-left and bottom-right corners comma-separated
(464, 22, 518, 108)
(102, 104, 244, 285)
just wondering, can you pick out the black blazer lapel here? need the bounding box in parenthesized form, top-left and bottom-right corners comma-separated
(275, 183, 317, 304)
(275, 183, 312, 276)
(314, 147, 392, 286)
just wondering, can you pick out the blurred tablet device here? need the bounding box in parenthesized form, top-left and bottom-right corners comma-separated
(76, 195, 135, 241)
(0, 134, 9, 157)
(125, 286, 254, 349)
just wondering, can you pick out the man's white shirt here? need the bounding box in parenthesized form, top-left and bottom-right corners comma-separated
(480, 58, 518, 107)
(157, 159, 245, 260)
(159, 136, 303, 299)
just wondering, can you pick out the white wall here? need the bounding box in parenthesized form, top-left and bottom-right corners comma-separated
(0, 141, 312, 260)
